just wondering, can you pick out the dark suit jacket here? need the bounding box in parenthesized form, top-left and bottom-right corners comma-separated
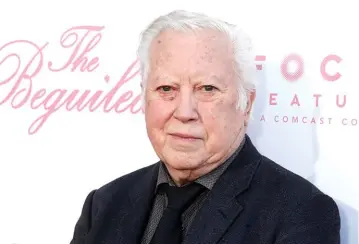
(70, 135, 340, 244)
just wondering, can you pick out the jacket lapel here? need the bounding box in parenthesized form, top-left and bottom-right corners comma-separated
(87, 163, 159, 244)
(183, 135, 261, 244)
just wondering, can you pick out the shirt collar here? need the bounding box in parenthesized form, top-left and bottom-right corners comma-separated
(155, 136, 246, 192)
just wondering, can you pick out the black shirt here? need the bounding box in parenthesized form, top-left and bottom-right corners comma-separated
(140, 138, 245, 244)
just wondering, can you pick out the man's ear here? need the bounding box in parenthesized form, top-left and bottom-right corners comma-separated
(140, 82, 146, 112)
(244, 91, 256, 125)
(246, 91, 256, 114)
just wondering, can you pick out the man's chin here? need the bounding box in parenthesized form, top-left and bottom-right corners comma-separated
(165, 159, 201, 169)
(163, 160, 207, 185)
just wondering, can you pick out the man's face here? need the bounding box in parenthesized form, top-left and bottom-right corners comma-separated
(144, 29, 254, 181)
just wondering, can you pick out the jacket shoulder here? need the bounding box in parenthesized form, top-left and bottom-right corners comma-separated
(90, 163, 158, 220)
(95, 163, 158, 202)
(70, 163, 159, 243)
(255, 156, 338, 212)
(255, 157, 340, 242)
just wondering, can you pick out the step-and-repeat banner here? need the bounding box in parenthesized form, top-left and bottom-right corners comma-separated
(0, 1, 358, 244)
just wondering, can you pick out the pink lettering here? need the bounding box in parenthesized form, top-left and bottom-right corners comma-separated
(31, 89, 47, 109)
(255, 55, 266, 70)
(313, 94, 322, 107)
(0, 40, 47, 108)
(269, 93, 278, 105)
(290, 94, 300, 106)
(0, 32, 352, 136)
(0, 45, 21, 99)
(321, 54, 342, 81)
(29, 89, 68, 134)
(65, 90, 104, 112)
(281, 53, 304, 82)
(26, 60, 141, 134)
(336, 94, 346, 108)
(128, 94, 143, 114)
(48, 26, 103, 72)
(102, 60, 140, 113)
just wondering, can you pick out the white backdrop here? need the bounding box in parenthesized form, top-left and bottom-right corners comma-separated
(0, 1, 358, 244)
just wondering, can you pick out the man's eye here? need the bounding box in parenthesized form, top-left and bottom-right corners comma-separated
(158, 86, 172, 92)
(201, 85, 216, 91)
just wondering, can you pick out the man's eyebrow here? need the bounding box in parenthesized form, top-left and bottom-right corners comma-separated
(152, 74, 223, 83)
(154, 74, 176, 83)
(191, 74, 222, 82)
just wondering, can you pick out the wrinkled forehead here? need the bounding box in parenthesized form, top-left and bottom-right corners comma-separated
(148, 29, 235, 79)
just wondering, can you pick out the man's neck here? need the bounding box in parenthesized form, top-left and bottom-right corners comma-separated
(163, 134, 246, 186)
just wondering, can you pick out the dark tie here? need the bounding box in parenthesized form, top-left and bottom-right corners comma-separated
(150, 183, 205, 244)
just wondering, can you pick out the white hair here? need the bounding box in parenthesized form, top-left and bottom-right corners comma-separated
(137, 10, 256, 111)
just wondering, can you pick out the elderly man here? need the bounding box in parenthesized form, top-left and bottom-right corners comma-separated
(70, 10, 340, 244)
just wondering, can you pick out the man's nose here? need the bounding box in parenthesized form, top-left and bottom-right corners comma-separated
(173, 89, 199, 122)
